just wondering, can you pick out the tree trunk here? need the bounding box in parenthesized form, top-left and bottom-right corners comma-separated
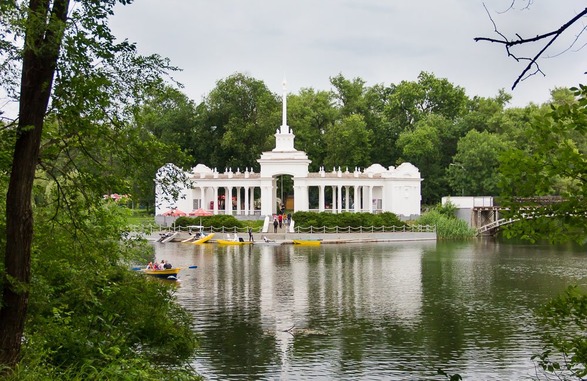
(0, 0, 70, 369)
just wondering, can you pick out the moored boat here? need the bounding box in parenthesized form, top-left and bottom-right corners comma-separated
(216, 238, 253, 245)
(292, 239, 321, 246)
(193, 232, 215, 244)
(157, 231, 178, 243)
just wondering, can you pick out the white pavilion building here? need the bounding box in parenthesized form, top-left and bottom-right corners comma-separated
(155, 82, 422, 223)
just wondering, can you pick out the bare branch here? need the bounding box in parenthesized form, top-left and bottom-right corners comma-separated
(475, 4, 587, 89)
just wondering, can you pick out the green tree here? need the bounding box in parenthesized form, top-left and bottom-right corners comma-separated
(499, 85, 587, 243)
(396, 114, 448, 204)
(323, 114, 372, 169)
(0, 0, 195, 373)
(198, 73, 280, 170)
(133, 85, 195, 209)
(386, 72, 468, 129)
(448, 130, 510, 196)
(287, 88, 336, 171)
(136, 85, 198, 160)
(380, 72, 469, 167)
(330, 73, 368, 117)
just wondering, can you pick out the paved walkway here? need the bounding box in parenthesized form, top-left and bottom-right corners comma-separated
(166, 230, 436, 244)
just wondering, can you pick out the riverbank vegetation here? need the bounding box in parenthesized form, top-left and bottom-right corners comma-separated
(416, 203, 476, 240)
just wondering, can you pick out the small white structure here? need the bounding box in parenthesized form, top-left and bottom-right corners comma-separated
(155, 81, 423, 223)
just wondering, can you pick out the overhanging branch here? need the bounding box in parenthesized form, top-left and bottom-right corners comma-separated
(475, 4, 587, 89)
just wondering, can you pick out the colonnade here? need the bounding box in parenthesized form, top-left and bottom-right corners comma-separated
(191, 181, 382, 216)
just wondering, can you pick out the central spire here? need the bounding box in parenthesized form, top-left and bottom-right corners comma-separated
(281, 78, 289, 134)
(271, 78, 297, 152)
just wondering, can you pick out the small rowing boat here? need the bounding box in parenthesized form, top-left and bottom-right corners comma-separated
(143, 267, 183, 280)
(292, 239, 321, 246)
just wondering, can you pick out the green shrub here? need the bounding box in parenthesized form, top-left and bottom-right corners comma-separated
(291, 211, 406, 228)
(417, 209, 475, 240)
(174, 215, 244, 228)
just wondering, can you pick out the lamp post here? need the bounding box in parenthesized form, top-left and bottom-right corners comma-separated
(449, 163, 465, 196)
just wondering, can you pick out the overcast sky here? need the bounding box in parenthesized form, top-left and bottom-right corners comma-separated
(110, 1, 586, 108)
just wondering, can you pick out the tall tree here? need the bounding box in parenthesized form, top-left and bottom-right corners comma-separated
(198, 73, 280, 170)
(448, 130, 510, 196)
(1, 0, 71, 367)
(0, 0, 176, 369)
(287, 88, 336, 171)
(396, 114, 447, 204)
(323, 114, 372, 169)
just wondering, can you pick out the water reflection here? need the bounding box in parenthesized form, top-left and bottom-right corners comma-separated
(153, 240, 587, 380)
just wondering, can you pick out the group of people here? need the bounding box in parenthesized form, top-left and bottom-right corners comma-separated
(272, 212, 291, 232)
(147, 260, 172, 270)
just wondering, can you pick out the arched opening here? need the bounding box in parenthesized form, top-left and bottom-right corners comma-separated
(276, 174, 293, 213)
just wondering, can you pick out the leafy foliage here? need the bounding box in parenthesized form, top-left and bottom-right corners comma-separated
(532, 286, 587, 380)
(323, 114, 373, 169)
(448, 130, 510, 196)
(7, 197, 200, 379)
(499, 85, 587, 243)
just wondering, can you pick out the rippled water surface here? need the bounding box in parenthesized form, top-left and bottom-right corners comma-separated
(153, 240, 587, 380)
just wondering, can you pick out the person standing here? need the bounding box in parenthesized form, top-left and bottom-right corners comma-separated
(248, 227, 254, 242)
(278, 214, 283, 229)
(273, 218, 278, 233)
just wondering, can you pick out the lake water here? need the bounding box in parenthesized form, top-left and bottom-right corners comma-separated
(153, 239, 587, 380)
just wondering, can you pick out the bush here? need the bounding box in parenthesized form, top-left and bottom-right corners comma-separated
(416, 209, 475, 240)
(174, 215, 244, 228)
(291, 211, 407, 228)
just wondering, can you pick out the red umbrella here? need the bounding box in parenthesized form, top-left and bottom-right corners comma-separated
(162, 208, 187, 216)
(189, 208, 213, 217)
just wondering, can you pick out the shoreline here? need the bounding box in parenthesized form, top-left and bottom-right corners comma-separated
(145, 231, 437, 244)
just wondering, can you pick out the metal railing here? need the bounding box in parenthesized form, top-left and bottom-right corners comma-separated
(127, 224, 435, 235)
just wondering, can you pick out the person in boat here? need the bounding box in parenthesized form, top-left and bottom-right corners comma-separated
(164, 260, 172, 269)
(147, 261, 154, 269)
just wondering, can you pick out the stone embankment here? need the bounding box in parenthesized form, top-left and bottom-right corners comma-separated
(149, 231, 436, 244)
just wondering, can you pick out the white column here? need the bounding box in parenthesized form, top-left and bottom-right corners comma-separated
(354, 185, 360, 212)
(213, 187, 218, 214)
(319, 185, 325, 212)
(293, 184, 309, 212)
(337, 185, 342, 214)
(244, 186, 249, 216)
(236, 187, 242, 215)
(368, 186, 374, 213)
(250, 187, 256, 214)
(260, 179, 274, 216)
(344, 186, 350, 211)
(331, 186, 336, 211)
(225, 187, 232, 215)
